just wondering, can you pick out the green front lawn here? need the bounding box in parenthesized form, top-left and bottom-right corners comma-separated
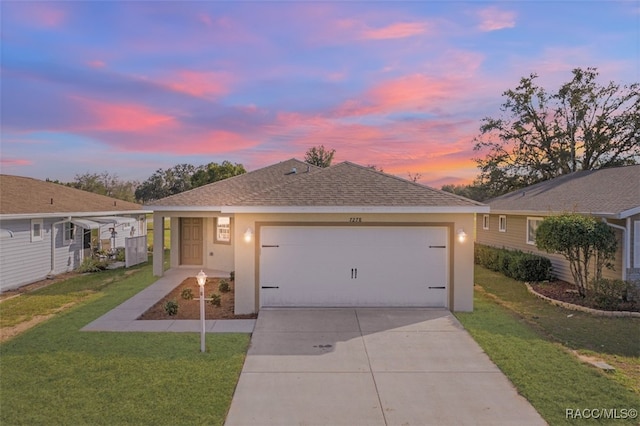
(456, 266, 640, 425)
(3, 261, 638, 425)
(0, 263, 249, 426)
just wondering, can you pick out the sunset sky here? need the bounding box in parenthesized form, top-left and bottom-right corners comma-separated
(1, 1, 638, 188)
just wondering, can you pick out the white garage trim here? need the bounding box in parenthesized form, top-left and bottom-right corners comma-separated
(255, 222, 454, 310)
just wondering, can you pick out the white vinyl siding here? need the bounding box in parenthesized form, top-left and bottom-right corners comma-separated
(0, 218, 79, 291)
(526, 217, 543, 245)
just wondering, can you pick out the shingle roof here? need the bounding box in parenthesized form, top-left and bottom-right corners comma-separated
(487, 165, 640, 218)
(147, 159, 322, 207)
(0, 175, 144, 215)
(148, 159, 484, 209)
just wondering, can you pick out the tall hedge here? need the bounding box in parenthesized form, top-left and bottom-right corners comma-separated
(475, 244, 553, 282)
(535, 214, 617, 297)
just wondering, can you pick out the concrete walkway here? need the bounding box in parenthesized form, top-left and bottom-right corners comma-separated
(82, 268, 255, 333)
(225, 308, 546, 426)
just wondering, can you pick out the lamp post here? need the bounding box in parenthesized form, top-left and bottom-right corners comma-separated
(196, 270, 207, 353)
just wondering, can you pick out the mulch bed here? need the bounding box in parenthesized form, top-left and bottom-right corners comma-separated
(138, 277, 257, 320)
(531, 280, 639, 312)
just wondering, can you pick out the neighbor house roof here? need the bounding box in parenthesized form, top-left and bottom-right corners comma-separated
(487, 165, 640, 219)
(0, 174, 145, 218)
(147, 159, 487, 213)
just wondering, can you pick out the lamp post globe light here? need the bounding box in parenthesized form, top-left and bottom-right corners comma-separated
(196, 270, 207, 352)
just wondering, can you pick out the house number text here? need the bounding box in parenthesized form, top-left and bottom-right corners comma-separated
(349, 217, 362, 223)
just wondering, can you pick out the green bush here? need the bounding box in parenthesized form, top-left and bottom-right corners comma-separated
(163, 300, 179, 316)
(475, 244, 552, 282)
(115, 247, 126, 262)
(77, 257, 108, 273)
(210, 293, 221, 307)
(218, 279, 231, 293)
(229, 271, 235, 281)
(588, 278, 639, 310)
(181, 288, 194, 300)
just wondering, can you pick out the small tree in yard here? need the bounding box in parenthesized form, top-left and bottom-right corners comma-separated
(535, 214, 617, 297)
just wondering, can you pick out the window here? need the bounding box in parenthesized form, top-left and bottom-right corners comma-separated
(527, 217, 543, 245)
(64, 222, 76, 242)
(31, 219, 43, 242)
(482, 215, 489, 230)
(215, 217, 231, 244)
(499, 215, 507, 232)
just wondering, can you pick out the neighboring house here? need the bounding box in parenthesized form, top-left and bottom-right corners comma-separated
(477, 165, 640, 284)
(147, 159, 488, 314)
(0, 175, 149, 292)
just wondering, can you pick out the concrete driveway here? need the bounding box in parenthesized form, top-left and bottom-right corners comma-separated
(225, 308, 546, 426)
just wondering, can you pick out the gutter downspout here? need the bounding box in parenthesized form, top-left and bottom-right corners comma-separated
(602, 218, 628, 281)
(50, 217, 71, 276)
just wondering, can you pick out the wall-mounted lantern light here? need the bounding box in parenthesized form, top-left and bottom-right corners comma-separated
(457, 229, 467, 243)
(244, 227, 253, 243)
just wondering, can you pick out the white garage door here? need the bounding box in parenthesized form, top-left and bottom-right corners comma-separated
(259, 226, 448, 308)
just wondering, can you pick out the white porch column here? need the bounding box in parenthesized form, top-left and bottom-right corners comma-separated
(153, 212, 164, 277)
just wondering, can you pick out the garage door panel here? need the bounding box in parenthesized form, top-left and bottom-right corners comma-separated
(260, 226, 448, 308)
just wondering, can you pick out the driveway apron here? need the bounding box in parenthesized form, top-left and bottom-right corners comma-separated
(225, 308, 546, 426)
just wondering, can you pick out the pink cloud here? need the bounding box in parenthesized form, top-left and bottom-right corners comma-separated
(335, 74, 462, 117)
(477, 7, 516, 32)
(87, 60, 106, 69)
(69, 96, 177, 132)
(0, 158, 33, 166)
(269, 108, 480, 187)
(29, 4, 67, 28)
(100, 127, 261, 155)
(162, 70, 232, 98)
(361, 22, 430, 40)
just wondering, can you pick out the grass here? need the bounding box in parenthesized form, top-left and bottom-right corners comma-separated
(1, 268, 130, 328)
(4, 260, 638, 425)
(456, 266, 640, 425)
(0, 260, 250, 426)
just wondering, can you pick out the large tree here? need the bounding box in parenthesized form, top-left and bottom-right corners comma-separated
(68, 172, 138, 202)
(473, 67, 639, 197)
(135, 161, 246, 203)
(304, 145, 335, 168)
(191, 161, 246, 188)
(135, 164, 197, 203)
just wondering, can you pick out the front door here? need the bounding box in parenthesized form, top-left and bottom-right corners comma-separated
(180, 218, 203, 265)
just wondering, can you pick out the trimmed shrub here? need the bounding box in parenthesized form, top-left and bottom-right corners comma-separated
(115, 247, 126, 262)
(210, 293, 221, 307)
(475, 244, 552, 282)
(181, 288, 194, 300)
(588, 278, 639, 310)
(218, 279, 231, 293)
(163, 300, 179, 316)
(77, 257, 108, 273)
